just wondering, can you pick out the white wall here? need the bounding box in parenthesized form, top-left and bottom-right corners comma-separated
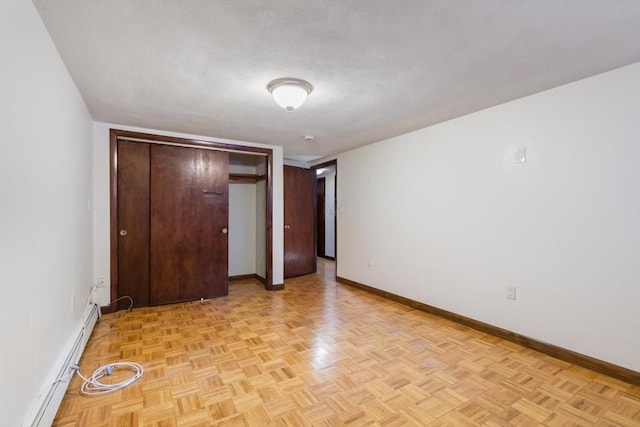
(228, 161, 257, 276)
(337, 63, 640, 371)
(0, 2, 94, 425)
(92, 123, 284, 304)
(229, 182, 257, 276)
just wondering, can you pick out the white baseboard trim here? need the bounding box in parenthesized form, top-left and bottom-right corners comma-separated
(22, 303, 100, 427)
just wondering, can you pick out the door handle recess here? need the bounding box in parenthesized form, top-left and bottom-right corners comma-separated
(202, 190, 225, 196)
(221, 227, 228, 234)
(120, 229, 128, 236)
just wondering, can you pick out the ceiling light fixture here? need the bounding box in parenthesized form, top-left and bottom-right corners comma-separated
(267, 78, 313, 112)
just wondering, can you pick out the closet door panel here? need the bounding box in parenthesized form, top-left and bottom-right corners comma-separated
(150, 145, 229, 305)
(117, 141, 150, 308)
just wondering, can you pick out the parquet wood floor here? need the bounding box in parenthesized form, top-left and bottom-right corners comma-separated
(54, 259, 640, 426)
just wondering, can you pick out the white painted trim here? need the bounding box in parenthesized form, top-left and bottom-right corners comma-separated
(22, 304, 100, 427)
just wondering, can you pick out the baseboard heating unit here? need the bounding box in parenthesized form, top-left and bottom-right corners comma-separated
(23, 303, 100, 427)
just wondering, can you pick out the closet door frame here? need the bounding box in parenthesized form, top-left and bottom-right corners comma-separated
(109, 129, 275, 313)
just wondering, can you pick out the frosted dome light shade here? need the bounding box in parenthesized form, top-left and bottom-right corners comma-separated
(267, 78, 313, 112)
(272, 85, 308, 111)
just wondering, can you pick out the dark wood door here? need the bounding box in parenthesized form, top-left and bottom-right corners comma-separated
(284, 166, 316, 278)
(150, 145, 229, 305)
(117, 141, 150, 308)
(317, 177, 326, 257)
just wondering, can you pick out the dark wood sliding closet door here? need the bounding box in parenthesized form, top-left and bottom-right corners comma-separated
(117, 141, 150, 308)
(150, 145, 229, 305)
(116, 140, 229, 307)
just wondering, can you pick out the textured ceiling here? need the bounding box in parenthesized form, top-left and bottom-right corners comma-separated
(34, 0, 640, 161)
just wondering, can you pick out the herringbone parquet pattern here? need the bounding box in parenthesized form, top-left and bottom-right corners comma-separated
(54, 260, 640, 426)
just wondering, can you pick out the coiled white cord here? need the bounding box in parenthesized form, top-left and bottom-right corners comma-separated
(74, 362, 144, 396)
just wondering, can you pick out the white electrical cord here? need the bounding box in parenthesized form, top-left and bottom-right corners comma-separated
(74, 362, 144, 396)
(110, 295, 134, 311)
(73, 294, 140, 396)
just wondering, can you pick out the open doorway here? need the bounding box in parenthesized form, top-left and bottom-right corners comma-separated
(228, 153, 268, 283)
(314, 161, 337, 261)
